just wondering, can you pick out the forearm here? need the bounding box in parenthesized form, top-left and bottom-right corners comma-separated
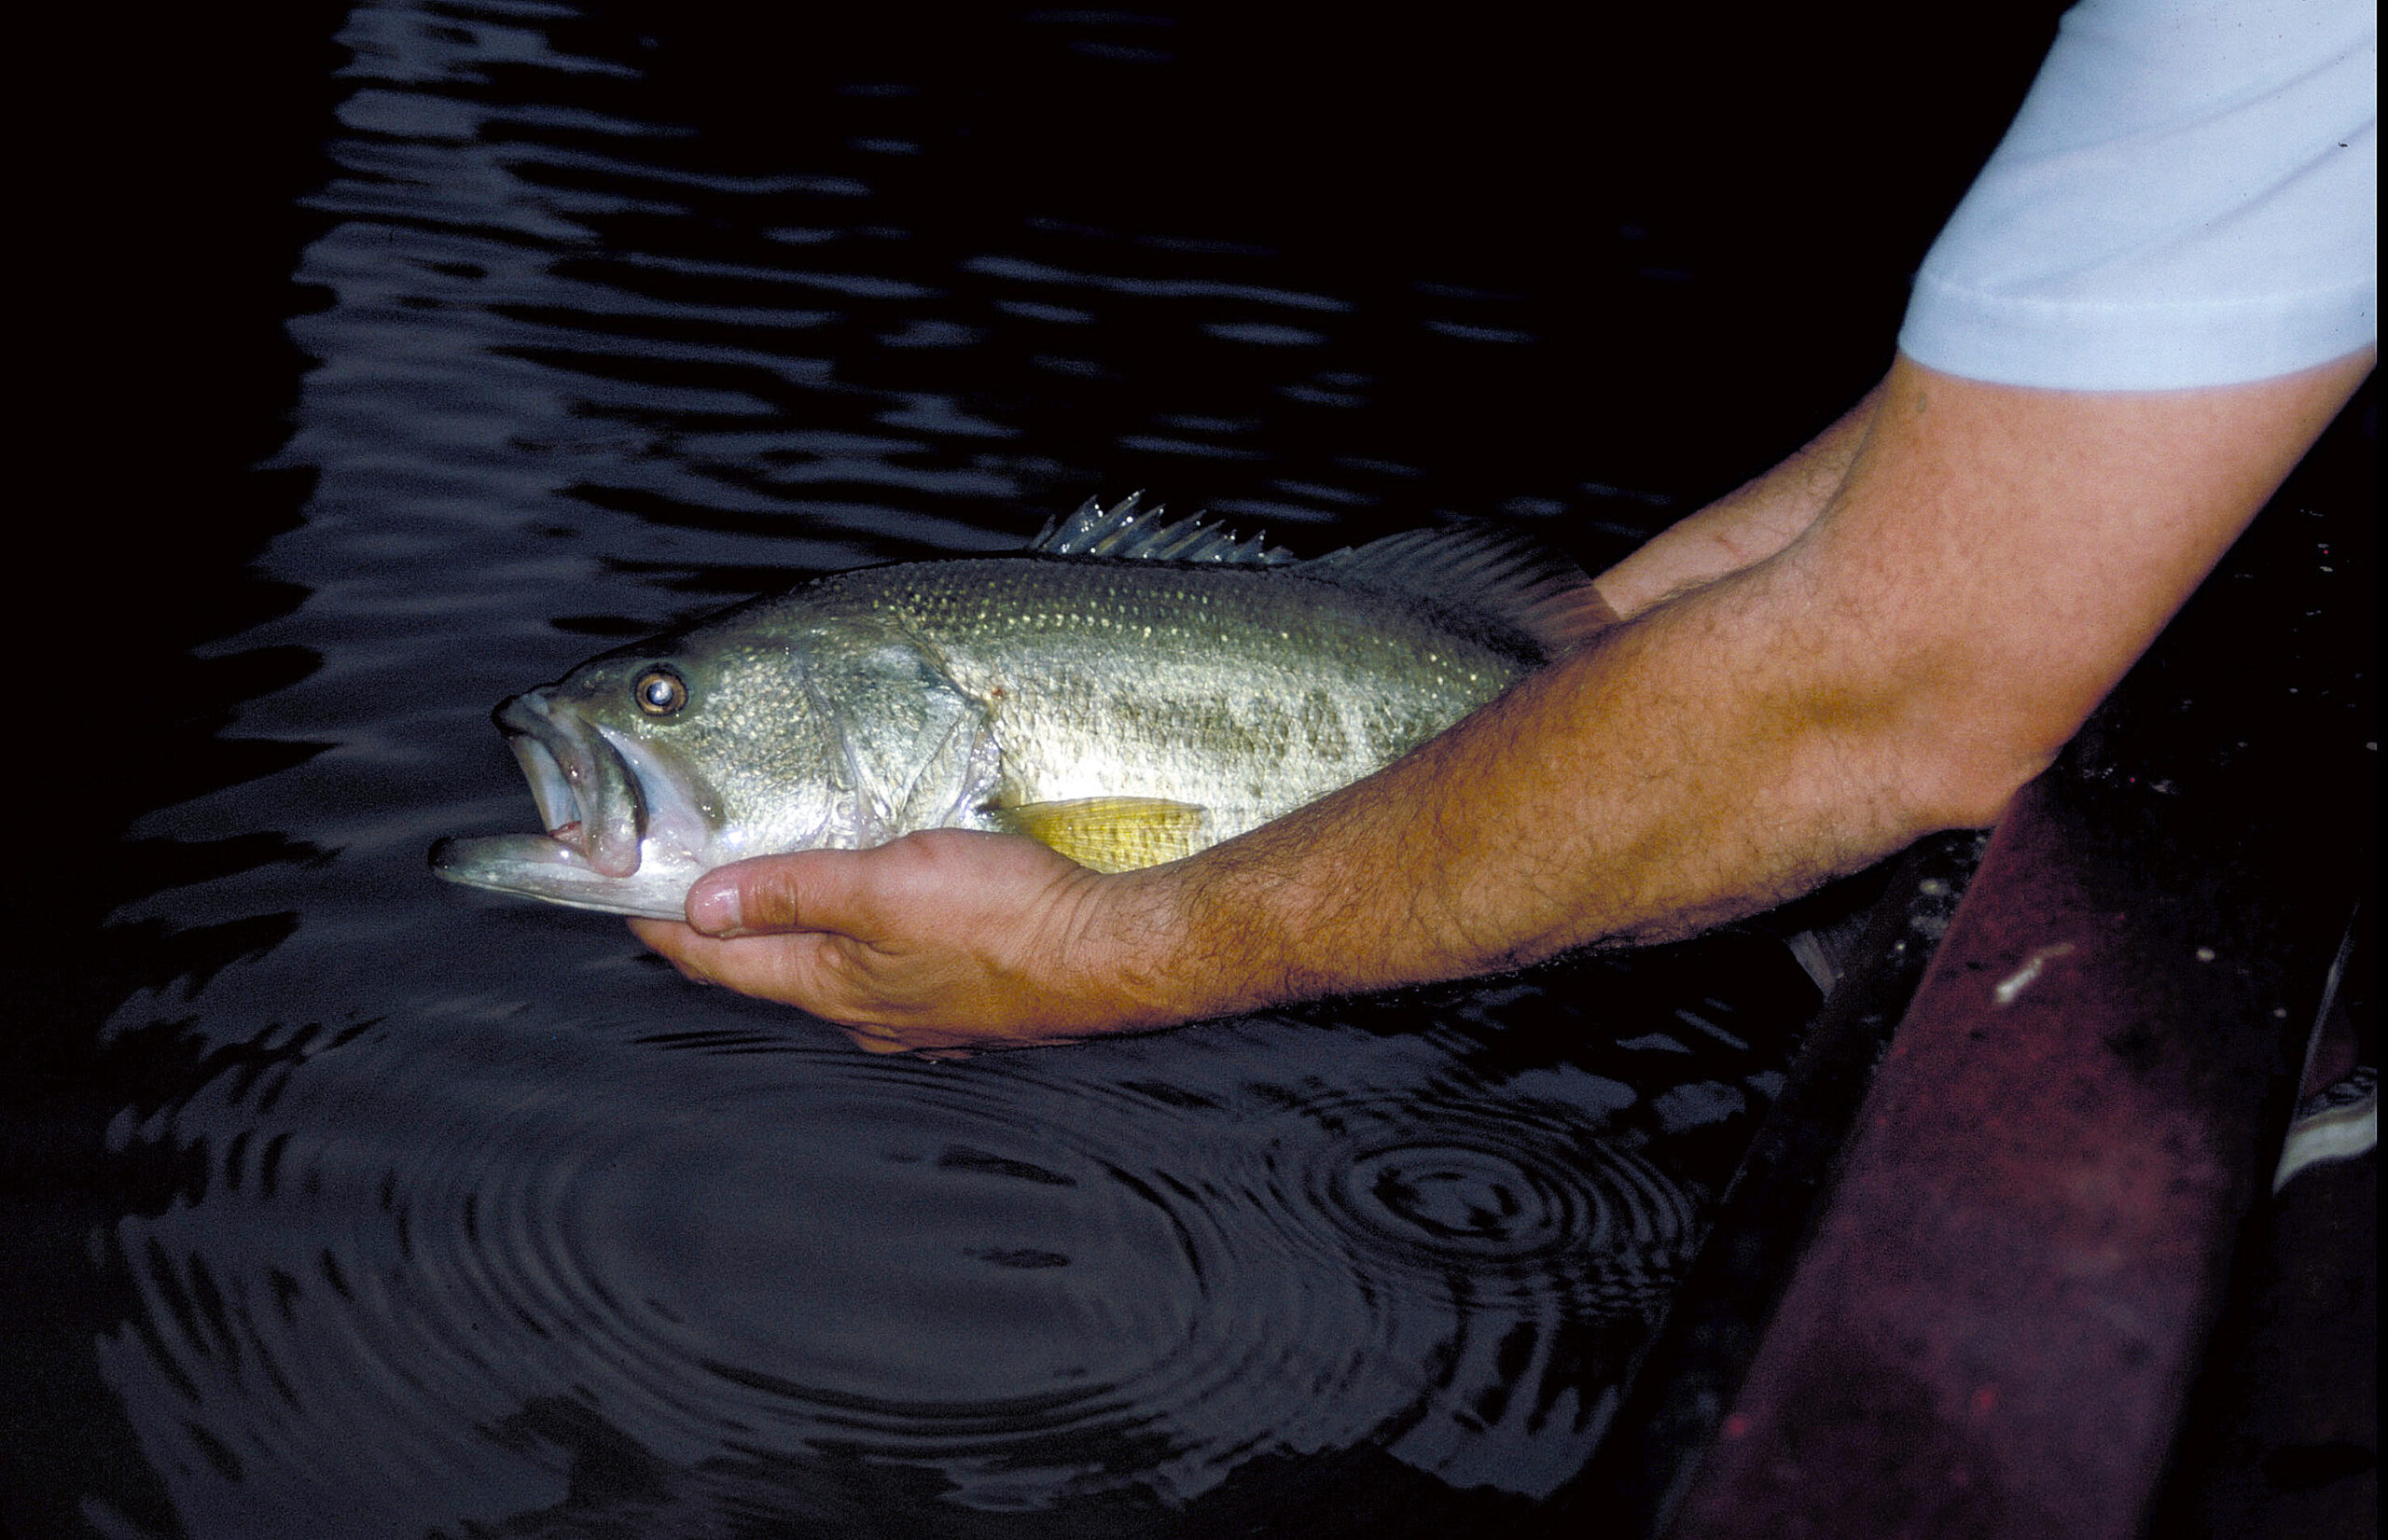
(1117, 542, 1911, 1019)
(1100, 381, 1906, 1019)
(1108, 351, 2373, 1023)
(1592, 378, 1885, 619)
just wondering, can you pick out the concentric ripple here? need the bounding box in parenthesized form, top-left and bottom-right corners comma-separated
(98, 1019, 1711, 1532)
(1338, 1135, 1689, 1284)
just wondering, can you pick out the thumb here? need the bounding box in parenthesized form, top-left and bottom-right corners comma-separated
(685, 849, 874, 937)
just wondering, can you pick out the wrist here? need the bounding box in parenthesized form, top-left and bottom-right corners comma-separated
(1061, 862, 1240, 1031)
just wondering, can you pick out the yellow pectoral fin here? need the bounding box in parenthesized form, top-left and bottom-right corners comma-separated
(993, 797, 1212, 873)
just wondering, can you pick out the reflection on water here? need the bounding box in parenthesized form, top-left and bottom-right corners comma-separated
(43, 3, 1852, 1535)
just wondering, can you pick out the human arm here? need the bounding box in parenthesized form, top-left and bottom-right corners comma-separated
(1591, 379, 1884, 620)
(632, 348, 2373, 1049)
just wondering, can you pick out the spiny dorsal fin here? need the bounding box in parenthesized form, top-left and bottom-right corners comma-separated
(1029, 493, 1295, 565)
(990, 796, 1211, 872)
(1303, 522, 1617, 658)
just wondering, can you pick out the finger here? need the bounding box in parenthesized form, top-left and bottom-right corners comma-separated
(633, 920, 917, 1048)
(627, 916, 688, 953)
(632, 919, 845, 1006)
(627, 918, 720, 981)
(627, 917, 712, 984)
(685, 848, 882, 937)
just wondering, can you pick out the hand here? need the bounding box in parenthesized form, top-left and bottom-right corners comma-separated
(627, 829, 1176, 1053)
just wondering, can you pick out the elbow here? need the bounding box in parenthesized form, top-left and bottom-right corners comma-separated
(1910, 741, 2055, 831)
(1877, 685, 2093, 834)
(1815, 643, 2097, 836)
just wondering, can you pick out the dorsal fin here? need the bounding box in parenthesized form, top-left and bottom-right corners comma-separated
(1029, 493, 1296, 565)
(1302, 522, 1617, 657)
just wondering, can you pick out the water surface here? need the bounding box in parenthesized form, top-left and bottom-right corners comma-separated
(14, 4, 2081, 1535)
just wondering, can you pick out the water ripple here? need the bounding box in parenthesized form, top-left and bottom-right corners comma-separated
(98, 1020, 1710, 1529)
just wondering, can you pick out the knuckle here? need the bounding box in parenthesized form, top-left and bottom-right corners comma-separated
(746, 863, 807, 923)
(812, 935, 872, 996)
(881, 834, 937, 884)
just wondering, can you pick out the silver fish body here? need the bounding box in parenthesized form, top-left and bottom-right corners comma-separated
(432, 497, 1604, 919)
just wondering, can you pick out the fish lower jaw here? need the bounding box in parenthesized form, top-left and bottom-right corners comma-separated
(445, 825, 681, 879)
(429, 831, 713, 921)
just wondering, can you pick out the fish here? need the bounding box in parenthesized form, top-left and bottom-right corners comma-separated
(430, 494, 1610, 920)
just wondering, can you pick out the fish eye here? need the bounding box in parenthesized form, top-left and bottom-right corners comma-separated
(632, 668, 687, 717)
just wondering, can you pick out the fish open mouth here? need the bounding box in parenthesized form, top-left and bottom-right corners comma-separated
(433, 685, 722, 918)
(495, 691, 646, 877)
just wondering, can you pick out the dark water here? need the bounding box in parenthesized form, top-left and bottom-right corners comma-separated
(13, 5, 2086, 1537)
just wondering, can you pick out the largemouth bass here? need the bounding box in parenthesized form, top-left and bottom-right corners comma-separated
(431, 495, 1607, 919)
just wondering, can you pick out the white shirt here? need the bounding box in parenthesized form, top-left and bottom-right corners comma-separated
(1899, 0, 2376, 389)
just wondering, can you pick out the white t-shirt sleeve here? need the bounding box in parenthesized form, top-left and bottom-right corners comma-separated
(1898, 0, 2376, 390)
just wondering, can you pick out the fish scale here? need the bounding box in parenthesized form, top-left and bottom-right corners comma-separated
(844, 557, 1517, 823)
(432, 496, 1608, 918)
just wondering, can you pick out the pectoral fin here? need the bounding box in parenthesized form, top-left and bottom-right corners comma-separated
(993, 797, 1211, 873)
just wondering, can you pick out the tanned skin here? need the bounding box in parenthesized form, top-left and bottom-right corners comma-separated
(631, 349, 2375, 1053)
